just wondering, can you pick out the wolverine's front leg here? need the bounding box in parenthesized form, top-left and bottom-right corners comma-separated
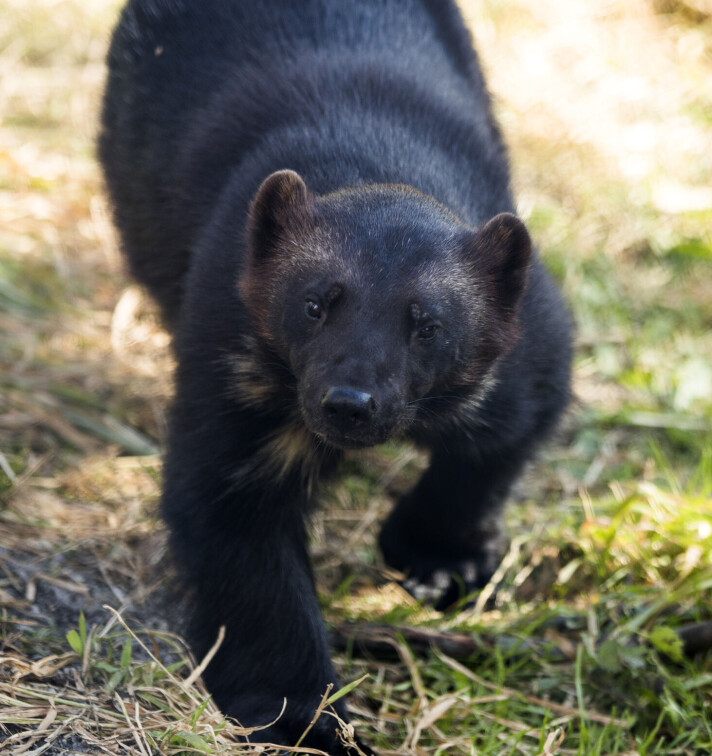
(165, 470, 351, 748)
(378, 445, 529, 610)
(160, 373, 362, 752)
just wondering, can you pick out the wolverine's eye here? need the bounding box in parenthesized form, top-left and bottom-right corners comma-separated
(305, 299, 323, 320)
(417, 324, 438, 341)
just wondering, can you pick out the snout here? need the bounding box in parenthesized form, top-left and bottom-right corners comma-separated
(321, 386, 376, 433)
(300, 372, 412, 449)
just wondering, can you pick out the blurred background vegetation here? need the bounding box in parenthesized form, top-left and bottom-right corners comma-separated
(0, 0, 710, 754)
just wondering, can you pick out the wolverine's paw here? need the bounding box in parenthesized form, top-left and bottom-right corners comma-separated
(402, 559, 481, 611)
(378, 518, 507, 612)
(399, 553, 499, 611)
(219, 693, 375, 756)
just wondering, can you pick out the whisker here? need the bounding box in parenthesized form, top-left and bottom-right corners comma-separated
(407, 394, 460, 406)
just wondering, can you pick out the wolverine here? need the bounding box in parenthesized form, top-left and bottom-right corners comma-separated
(99, 1, 573, 752)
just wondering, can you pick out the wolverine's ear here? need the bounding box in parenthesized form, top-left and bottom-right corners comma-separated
(467, 212, 532, 317)
(247, 169, 312, 259)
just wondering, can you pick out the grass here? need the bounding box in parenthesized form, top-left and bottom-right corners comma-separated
(1, 0, 711, 754)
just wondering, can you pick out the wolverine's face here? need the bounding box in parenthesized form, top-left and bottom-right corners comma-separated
(240, 171, 531, 449)
(283, 269, 462, 449)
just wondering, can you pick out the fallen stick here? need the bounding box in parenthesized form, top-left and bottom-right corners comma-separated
(331, 619, 712, 662)
(330, 622, 568, 661)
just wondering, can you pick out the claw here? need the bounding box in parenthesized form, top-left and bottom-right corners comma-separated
(407, 579, 443, 603)
(461, 561, 477, 584)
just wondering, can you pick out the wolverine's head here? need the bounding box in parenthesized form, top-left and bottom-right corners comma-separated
(239, 170, 531, 449)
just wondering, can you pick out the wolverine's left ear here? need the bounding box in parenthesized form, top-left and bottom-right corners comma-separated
(247, 169, 313, 261)
(466, 212, 532, 317)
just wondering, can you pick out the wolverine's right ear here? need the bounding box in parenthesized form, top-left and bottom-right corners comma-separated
(247, 169, 312, 260)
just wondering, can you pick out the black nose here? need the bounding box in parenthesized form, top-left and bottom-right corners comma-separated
(321, 386, 376, 431)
